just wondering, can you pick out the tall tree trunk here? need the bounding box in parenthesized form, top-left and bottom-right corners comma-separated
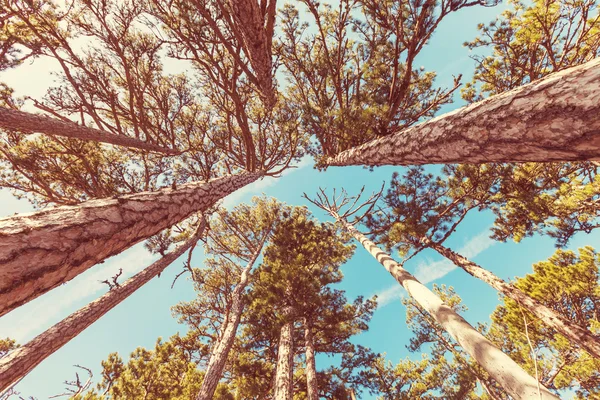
(0, 222, 206, 393)
(225, 0, 276, 106)
(0, 107, 177, 154)
(424, 237, 600, 359)
(274, 309, 294, 400)
(196, 245, 263, 400)
(304, 317, 318, 400)
(332, 214, 558, 400)
(325, 57, 600, 167)
(0, 172, 261, 317)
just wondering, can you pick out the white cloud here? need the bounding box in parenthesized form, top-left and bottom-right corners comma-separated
(375, 284, 407, 307)
(0, 243, 157, 343)
(374, 230, 495, 308)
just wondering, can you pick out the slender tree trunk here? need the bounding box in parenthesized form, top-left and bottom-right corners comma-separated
(196, 245, 263, 400)
(274, 309, 294, 400)
(425, 237, 600, 359)
(0, 107, 178, 154)
(0, 222, 206, 393)
(0, 172, 261, 317)
(304, 317, 318, 400)
(325, 57, 600, 167)
(332, 214, 558, 400)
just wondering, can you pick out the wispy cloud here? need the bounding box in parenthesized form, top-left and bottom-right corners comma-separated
(0, 244, 157, 343)
(374, 230, 495, 308)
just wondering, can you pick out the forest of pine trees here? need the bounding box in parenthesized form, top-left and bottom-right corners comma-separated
(1, 0, 600, 399)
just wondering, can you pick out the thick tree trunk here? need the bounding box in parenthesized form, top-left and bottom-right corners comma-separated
(196, 246, 263, 400)
(334, 215, 558, 400)
(325, 57, 600, 167)
(274, 311, 294, 400)
(0, 172, 261, 317)
(226, 0, 276, 106)
(0, 223, 206, 393)
(0, 107, 178, 154)
(304, 317, 318, 400)
(425, 237, 600, 359)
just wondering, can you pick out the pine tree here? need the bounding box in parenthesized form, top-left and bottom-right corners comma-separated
(447, 0, 600, 247)
(0, 218, 207, 392)
(366, 166, 600, 358)
(486, 247, 600, 398)
(279, 0, 489, 162)
(306, 188, 559, 399)
(193, 197, 288, 400)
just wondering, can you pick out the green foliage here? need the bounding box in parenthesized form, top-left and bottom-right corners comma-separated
(279, 0, 496, 160)
(369, 285, 505, 399)
(462, 0, 600, 102)
(0, 337, 18, 358)
(487, 247, 600, 398)
(365, 166, 497, 257)
(77, 334, 211, 399)
(451, 0, 600, 247)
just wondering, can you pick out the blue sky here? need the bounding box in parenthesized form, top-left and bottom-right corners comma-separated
(0, 2, 591, 399)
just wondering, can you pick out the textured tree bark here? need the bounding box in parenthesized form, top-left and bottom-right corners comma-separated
(226, 0, 276, 106)
(304, 317, 318, 400)
(0, 172, 261, 317)
(0, 223, 206, 393)
(274, 312, 294, 400)
(196, 246, 262, 400)
(0, 107, 178, 154)
(325, 57, 600, 167)
(425, 237, 600, 359)
(333, 215, 559, 400)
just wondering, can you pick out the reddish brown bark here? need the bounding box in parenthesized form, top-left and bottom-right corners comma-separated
(0, 172, 261, 317)
(304, 317, 318, 400)
(0, 107, 178, 154)
(225, 0, 276, 106)
(334, 216, 558, 400)
(325, 57, 600, 167)
(274, 313, 294, 400)
(0, 223, 206, 393)
(196, 246, 262, 400)
(425, 238, 600, 359)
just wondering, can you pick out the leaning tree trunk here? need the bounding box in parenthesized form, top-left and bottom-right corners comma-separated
(0, 107, 177, 154)
(325, 57, 600, 167)
(304, 317, 318, 400)
(332, 214, 558, 400)
(0, 221, 206, 393)
(424, 237, 600, 359)
(0, 172, 261, 317)
(274, 308, 295, 400)
(196, 245, 263, 400)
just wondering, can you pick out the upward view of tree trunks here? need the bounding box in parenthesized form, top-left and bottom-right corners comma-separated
(424, 237, 600, 360)
(336, 218, 557, 400)
(195, 244, 264, 400)
(0, 219, 207, 393)
(0, 108, 179, 154)
(224, 0, 277, 106)
(3, 0, 600, 398)
(305, 188, 559, 399)
(325, 57, 600, 167)
(0, 172, 261, 317)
